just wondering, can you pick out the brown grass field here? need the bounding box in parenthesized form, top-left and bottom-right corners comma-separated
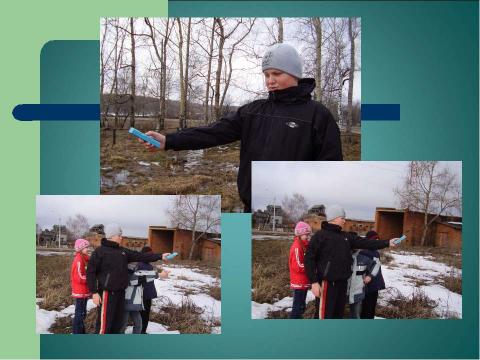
(101, 118, 360, 212)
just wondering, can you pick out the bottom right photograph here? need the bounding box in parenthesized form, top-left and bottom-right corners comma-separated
(251, 161, 462, 320)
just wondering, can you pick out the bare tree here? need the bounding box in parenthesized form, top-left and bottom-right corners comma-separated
(167, 195, 221, 260)
(346, 18, 360, 133)
(277, 17, 284, 43)
(282, 193, 309, 223)
(129, 17, 136, 128)
(144, 18, 174, 130)
(66, 214, 90, 243)
(204, 18, 216, 124)
(220, 19, 256, 115)
(36, 223, 42, 247)
(394, 161, 462, 246)
(312, 18, 322, 101)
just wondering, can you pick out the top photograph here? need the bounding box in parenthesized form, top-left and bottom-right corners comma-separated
(100, 17, 362, 212)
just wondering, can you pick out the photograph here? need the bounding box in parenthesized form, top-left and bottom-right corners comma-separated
(36, 195, 221, 334)
(251, 161, 462, 319)
(100, 17, 361, 212)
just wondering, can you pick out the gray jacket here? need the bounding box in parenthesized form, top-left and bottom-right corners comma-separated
(124, 268, 158, 312)
(347, 250, 381, 304)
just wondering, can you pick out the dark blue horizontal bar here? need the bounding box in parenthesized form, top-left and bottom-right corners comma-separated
(361, 104, 400, 121)
(12, 103, 398, 122)
(12, 104, 99, 121)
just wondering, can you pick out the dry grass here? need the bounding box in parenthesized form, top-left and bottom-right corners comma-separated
(341, 133, 360, 160)
(36, 255, 73, 311)
(207, 286, 221, 301)
(442, 269, 462, 295)
(100, 130, 242, 212)
(49, 309, 97, 334)
(252, 240, 291, 303)
(376, 288, 438, 319)
(150, 297, 213, 334)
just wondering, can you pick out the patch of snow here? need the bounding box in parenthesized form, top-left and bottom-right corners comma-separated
(252, 292, 315, 319)
(252, 235, 290, 240)
(380, 251, 462, 318)
(124, 322, 180, 334)
(36, 251, 72, 256)
(211, 326, 221, 334)
(36, 299, 97, 334)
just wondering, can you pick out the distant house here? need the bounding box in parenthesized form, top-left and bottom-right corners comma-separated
(122, 236, 148, 251)
(148, 226, 221, 261)
(344, 218, 375, 236)
(375, 207, 462, 249)
(266, 205, 283, 226)
(303, 214, 325, 232)
(252, 210, 270, 230)
(308, 205, 326, 217)
(39, 225, 67, 247)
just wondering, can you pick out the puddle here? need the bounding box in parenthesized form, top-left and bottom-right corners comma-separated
(101, 169, 130, 188)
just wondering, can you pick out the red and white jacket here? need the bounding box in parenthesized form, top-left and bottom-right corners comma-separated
(70, 252, 91, 298)
(289, 237, 311, 290)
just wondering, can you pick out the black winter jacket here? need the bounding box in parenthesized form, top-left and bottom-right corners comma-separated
(304, 222, 390, 283)
(86, 238, 163, 293)
(165, 79, 343, 211)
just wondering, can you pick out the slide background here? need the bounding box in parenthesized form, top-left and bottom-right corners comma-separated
(0, 0, 478, 358)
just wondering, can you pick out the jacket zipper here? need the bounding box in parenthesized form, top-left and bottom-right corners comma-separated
(323, 261, 331, 278)
(104, 273, 111, 288)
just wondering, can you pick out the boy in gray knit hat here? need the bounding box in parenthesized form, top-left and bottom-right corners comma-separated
(139, 43, 343, 212)
(304, 205, 401, 319)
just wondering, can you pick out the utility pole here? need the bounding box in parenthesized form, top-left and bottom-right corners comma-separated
(57, 218, 61, 248)
(272, 196, 276, 232)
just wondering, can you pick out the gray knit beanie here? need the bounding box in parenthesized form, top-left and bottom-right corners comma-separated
(105, 223, 122, 239)
(262, 43, 303, 79)
(326, 205, 346, 222)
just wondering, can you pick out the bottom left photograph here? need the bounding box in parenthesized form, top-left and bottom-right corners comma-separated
(36, 195, 221, 335)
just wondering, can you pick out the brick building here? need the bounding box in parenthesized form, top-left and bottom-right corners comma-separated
(148, 226, 221, 261)
(375, 207, 462, 248)
(344, 219, 375, 236)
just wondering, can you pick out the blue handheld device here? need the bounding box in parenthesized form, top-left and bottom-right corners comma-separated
(393, 235, 407, 245)
(129, 127, 161, 148)
(166, 252, 178, 260)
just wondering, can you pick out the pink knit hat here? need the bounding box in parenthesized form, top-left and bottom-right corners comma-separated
(74, 238, 90, 252)
(295, 221, 312, 236)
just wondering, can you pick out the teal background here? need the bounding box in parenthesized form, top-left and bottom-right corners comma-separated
(40, 1, 478, 359)
(40, 41, 100, 194)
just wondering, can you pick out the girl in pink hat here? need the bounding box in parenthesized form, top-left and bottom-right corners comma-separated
(70, 238, 91, 334)
(288, 221, 312, 318)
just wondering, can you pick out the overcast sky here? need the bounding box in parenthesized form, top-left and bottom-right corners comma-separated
(251, 161, 462, 220)
(102, 17, 361, 106)
(37, 196, 188, 237)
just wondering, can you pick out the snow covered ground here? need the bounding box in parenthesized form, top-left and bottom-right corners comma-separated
(36, 250, 72, 256)
(36, 264, 221, 334)
(252, 235, 290, 240)
(379, 251, 462, 318)
(152, 265, 221, 325)
(251, 250, 461, 319)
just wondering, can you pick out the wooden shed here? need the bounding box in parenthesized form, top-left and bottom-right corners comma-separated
(434, 222, 462, 250)
(148, 226, 221, 261)
(375, 207, 462, 247)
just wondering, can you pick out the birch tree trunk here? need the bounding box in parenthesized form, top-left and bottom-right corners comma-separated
(346, 18, 355, 134)
(205, 18, 216, 125)
(129, 17, 136, 128)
